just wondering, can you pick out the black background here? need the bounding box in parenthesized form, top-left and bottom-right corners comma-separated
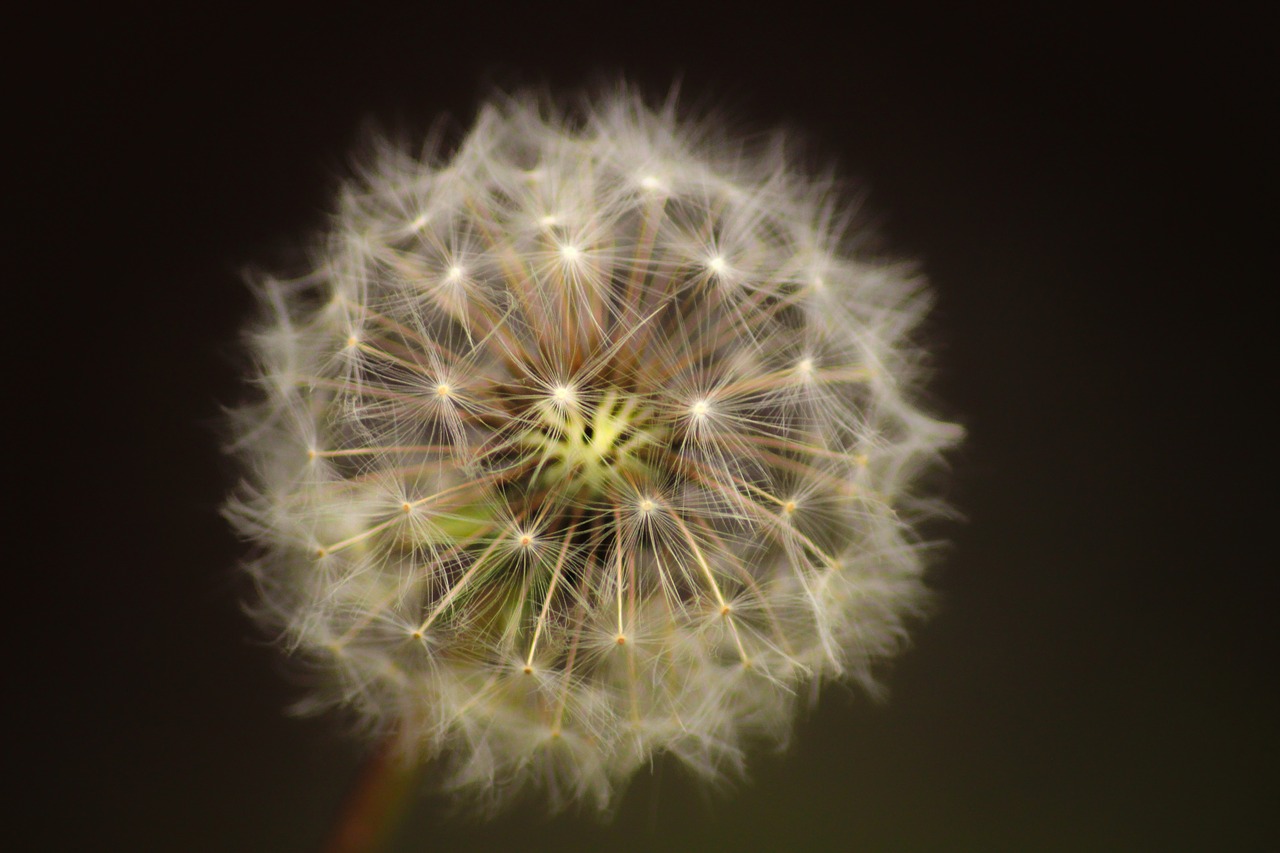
(18, 4, 1273, 851)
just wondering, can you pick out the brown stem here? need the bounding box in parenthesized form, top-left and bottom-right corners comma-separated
(323, 733, 418, 853)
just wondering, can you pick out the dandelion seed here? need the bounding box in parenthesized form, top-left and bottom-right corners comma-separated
(225, 86, 961, 815)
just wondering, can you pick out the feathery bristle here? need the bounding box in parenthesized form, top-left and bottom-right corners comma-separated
(226, 86, 962, 814)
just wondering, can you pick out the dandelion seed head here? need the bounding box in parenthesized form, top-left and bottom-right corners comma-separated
(225, 85, 961, 814)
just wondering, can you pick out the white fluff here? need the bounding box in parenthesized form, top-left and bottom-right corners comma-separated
(225, 86, 961, 813)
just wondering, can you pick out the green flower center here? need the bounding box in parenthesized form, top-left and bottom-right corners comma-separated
(524, 391, 662, 491)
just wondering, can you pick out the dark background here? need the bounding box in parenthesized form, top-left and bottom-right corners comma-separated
(19, 4, 1273, 851)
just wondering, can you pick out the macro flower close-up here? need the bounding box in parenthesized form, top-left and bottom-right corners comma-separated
(27, 6, 1274, 851)
(225, 89, 961, 814)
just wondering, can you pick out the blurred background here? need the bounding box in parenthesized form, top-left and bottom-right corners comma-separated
(17, 4, 1273, 850)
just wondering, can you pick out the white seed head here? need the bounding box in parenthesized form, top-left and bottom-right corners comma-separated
(224, 87, 961, 814)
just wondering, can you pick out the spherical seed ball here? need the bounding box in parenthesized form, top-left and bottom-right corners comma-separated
(225, 88, 962, 813)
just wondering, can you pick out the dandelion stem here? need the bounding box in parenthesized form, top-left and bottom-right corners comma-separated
(323, 733, 418, 853)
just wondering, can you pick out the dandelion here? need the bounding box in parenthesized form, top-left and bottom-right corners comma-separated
(225, 87, 962, 816)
